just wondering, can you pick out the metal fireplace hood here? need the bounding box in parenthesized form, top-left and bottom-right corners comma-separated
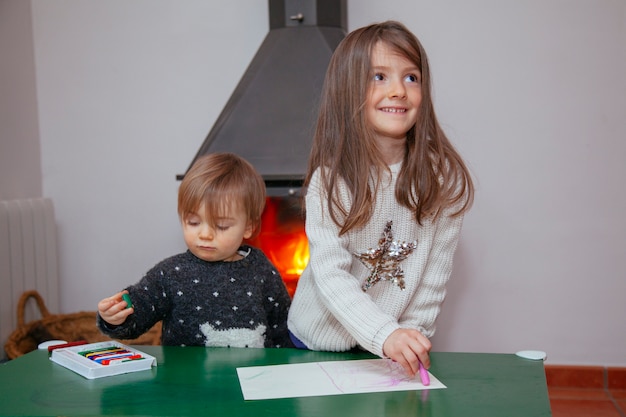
(177, 0, 346, 194)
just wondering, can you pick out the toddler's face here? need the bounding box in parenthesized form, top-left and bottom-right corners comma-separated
(182, 202, 253, 262)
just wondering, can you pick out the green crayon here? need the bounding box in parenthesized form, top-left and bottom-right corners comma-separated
(122, 293, 133, 308)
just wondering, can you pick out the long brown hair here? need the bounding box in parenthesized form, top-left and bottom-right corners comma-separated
(305, 20, 474, 234)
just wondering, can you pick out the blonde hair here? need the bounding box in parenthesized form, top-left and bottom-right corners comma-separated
(306, 20, 474, 234)
(178, 153, 266, 238)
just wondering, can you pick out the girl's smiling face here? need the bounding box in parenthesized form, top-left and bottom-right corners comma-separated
(182, 202, 253, 262)
(365, 41, 422, 155)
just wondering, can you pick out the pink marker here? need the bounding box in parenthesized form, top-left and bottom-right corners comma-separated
(418, 361, 430, 386)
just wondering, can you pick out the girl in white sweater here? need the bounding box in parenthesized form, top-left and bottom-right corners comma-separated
(287, 20, 474, 378)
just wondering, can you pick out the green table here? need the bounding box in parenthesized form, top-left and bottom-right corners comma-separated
(0, 346, 551, 416)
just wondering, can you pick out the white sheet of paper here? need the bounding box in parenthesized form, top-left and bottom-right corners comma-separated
(237, 358, 446, 400)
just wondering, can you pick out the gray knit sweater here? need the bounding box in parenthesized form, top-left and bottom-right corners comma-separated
(97, 246, 292, 348)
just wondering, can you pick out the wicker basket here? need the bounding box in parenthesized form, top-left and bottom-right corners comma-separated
(4, 290, 161, 359)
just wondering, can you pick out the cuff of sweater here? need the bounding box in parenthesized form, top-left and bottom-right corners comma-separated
(96, 313, 120, 332)
(370, 322, 399, 358)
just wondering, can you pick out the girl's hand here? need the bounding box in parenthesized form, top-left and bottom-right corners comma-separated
(382, 328, 431, 378)
(97, 290, 134, 326)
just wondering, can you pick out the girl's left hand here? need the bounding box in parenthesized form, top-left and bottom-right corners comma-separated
(382, 328, 431, 378)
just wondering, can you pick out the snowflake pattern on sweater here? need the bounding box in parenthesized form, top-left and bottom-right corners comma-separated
(97, 246, 292, 348)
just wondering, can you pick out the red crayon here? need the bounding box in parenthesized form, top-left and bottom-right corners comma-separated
(47, 340, 88, 352)
(101, 354, 143, 365)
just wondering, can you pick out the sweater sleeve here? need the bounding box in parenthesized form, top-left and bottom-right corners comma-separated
(97, 263, 170, 341)
(398, 204, 465, 337)
(302, 170, 400, 356)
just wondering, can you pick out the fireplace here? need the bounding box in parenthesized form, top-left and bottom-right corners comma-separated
(246, 195, 308, 297)
(176, 0, 346, 185)
(177, 1, 347, 295)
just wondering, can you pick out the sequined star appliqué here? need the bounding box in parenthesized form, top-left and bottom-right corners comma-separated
(354, 221, 417, 291)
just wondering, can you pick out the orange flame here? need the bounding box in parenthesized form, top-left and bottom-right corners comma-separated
(282, 232, 310, 278)
(246, 197, 308, 297)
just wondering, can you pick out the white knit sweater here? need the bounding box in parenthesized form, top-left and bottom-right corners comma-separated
(287, 162, 465, 357)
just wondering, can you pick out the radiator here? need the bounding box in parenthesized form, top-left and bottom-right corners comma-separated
(0, 198, 60, 360)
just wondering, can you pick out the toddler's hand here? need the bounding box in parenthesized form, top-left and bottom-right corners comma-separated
(382, 328, 431, 378)
(97, 290, 134, 326)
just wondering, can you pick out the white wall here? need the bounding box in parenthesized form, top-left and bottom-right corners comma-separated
(22, 0, 626, 365)
(0, 0, 41, 200)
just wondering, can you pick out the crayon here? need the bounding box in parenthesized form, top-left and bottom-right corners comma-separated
(418, 361, 430, 386)
(91, 351, 135, 363)
(47, 340, 88, 352)
(80, 347, 131, 360)
(101, 355, 143, 365)
(122, 293, 133, 308)
(84, 349, 132, 360)
(78, 345, 124, 356)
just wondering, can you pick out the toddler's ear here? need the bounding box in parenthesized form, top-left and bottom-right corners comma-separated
(243, 222, 255, 239)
